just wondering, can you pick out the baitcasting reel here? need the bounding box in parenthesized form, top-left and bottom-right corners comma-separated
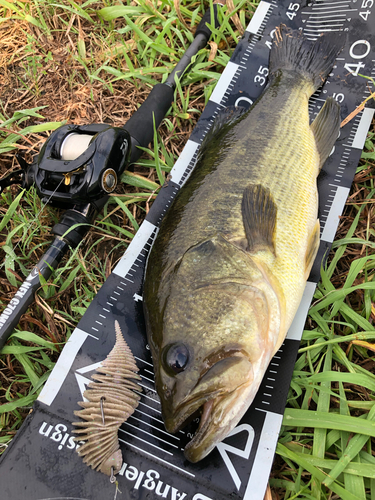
(19, 123, 131, 209)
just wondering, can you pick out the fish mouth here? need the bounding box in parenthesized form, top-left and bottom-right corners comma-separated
(163, 354, 254, 463)
(183, 395, 224, 463)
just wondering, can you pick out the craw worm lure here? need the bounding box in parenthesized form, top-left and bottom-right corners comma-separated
(73, 321, 141, 478)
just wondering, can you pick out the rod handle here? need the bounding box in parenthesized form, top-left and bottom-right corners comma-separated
(0, 238, 69, 350)
(124, 83, 175, 164)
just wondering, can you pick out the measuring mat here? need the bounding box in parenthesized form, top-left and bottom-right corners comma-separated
(1, 0, 375, 498)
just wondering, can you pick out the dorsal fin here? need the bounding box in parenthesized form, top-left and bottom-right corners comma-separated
(197, 106, 247, 160)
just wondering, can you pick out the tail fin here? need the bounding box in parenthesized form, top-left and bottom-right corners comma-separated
(269, 25, 345, 92)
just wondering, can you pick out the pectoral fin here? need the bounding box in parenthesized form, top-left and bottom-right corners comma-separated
(311, 97, 341, 170)
(241, 184, 277, 255)
(305, 219, 320, 277)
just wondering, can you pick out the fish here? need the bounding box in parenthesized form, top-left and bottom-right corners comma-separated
(143, 25, 343, 463)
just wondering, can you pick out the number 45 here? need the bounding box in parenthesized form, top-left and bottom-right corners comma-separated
(287, 2, 300, 20)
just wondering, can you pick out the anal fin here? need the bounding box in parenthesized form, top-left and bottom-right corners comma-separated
(241, 184, 277, 255)
(305, 219, 320, 277)
(311, 97, 341, 170)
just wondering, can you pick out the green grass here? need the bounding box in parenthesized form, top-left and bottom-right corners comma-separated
(273, 138, 375, 499)
(0, 0, 250, 454)
(1, 1, 375, 499)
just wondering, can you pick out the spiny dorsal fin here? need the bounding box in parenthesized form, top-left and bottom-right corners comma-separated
(241, 184, 277, 255)
(311, 97, 341, 170)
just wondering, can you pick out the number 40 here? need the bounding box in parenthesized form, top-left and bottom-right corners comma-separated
(344, 40, 371, 76)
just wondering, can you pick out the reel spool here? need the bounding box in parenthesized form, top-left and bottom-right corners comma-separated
(23, 123, 131, 209)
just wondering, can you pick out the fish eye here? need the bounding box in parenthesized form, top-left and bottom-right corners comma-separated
(162, 343, 190, 374)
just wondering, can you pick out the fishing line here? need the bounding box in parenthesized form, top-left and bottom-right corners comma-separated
(112, 481, 122, 500)
(0, 177, 65, 273)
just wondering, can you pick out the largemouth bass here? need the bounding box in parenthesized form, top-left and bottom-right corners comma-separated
(143, 25, 343, 463)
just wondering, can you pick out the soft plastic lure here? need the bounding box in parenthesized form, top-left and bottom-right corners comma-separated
(73, 321, 141, 478)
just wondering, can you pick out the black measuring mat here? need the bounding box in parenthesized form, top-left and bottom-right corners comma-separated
(1, 1, 374, 499)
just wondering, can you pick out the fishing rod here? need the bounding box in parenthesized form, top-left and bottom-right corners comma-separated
(0, 4, 222, 350)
